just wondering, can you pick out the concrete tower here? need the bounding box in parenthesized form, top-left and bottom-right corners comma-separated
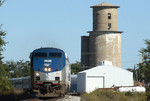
(81, 2, 122, 69)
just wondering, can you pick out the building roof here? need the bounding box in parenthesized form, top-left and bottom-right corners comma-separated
(91, 2, 120, 8)
(78, 65, 132, 75)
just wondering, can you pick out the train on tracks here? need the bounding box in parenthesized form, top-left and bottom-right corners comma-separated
(30, 47, 71, 97)
(10, 47, 71, 97)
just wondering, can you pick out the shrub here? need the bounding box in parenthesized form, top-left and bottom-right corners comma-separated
(146, 92, 150, 101)
(0, 77, 13, 92)
(125, 92, 133, 96)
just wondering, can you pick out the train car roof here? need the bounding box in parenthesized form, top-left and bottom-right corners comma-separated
(33, 47, 64, 52)
(9, 76, 31, 81)
(30, 47, 65, 58)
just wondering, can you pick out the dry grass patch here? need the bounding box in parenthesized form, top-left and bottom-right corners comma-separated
(81, 89, 147, 101)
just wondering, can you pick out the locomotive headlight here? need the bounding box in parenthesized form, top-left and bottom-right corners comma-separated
(56, 73, 59, 76)
(44, 68, 48, 71)
(44, 67, 51, 72)
(48, 68, 51, 71)
(36, 72, 40, 76)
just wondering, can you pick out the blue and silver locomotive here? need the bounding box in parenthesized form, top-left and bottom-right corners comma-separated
(30, 47, 71, 97)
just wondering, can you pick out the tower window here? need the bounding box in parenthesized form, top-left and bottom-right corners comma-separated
(108, 13, 111, 19)
(108, 23, 111, 30)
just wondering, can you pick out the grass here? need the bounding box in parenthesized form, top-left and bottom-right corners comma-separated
(81, 89, 148, 101)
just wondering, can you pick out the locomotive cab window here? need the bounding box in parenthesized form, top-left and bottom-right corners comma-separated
(49, 53, 62, 58)
(34, 53, 47, 58)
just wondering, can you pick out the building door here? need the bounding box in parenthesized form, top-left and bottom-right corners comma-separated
(86, 76, 104, 93)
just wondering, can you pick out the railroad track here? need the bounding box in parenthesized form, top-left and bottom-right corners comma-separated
(22, 96, 65, 101)
(0, 91, 80, 101)
(22, 93, 80, 101)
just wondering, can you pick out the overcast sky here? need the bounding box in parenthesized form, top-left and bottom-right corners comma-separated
(0, 0, 150, 69)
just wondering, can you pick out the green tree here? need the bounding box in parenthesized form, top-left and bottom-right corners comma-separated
(138, 39, 150, 84)
(0, 0, 6, 7)
(0, 64, 12, 91)
(6, 60, 30, 78)
(0, 25, 6, 61)
(0, 26, 12, 91)
(0, 1, 13, 92)
(71, 61, 81, 74)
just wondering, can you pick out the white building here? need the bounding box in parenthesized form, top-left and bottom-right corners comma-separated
(77, 64, 133, 93)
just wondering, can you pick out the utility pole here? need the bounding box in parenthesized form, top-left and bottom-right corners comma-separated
(142, 50, 145, 86)
(142, 51, 144, 64)
(134, 65, 136, 81)
(134, 64, 139, 86)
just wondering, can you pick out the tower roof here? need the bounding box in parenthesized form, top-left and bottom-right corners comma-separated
(91, 2, 120, 8)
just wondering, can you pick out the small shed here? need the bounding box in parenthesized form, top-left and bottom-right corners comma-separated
(77, 65, 133, 93)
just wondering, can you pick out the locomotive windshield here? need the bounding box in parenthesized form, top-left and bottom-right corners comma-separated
(49, 53, 62, 58)
(34, 53, 47, 58)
